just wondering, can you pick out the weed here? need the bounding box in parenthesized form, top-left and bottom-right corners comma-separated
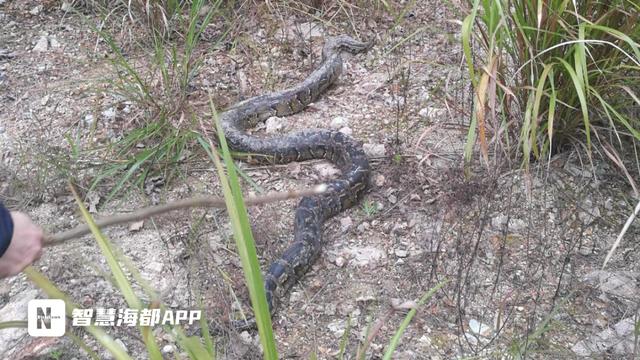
(361, 199, 378, 217)
(462, 0, 640, 177)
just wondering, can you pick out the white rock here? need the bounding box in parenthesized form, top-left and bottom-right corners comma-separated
(327, 319, 346, 338)
(33, 36, 49, 52)
(30, 5, 43, 15)
(265, 116, 286, 134)
(343, 246, 385, 267)
(374, 174, 385, 187)
(572, 318, 637, 356)
(330, 116, 348, 129)
(395, 249, 408, 258)
(49, 37, 61, 49)
(338, 126, 352, 136)
(0, 290, 38, 353)
(339, 217, 353, 232)
(162, 344, 175, 354)
(363, 143, 385, 158)
(147, 261, 163, 273)
(468, 319, 493, 337)
(418, 107, 446, 119)
(334, 256, 346, 267)
(491, 214, 526, 232)
(314, 163, 340, 178)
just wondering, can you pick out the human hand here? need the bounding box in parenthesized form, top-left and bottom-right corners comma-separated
(0, 212, 43, 277)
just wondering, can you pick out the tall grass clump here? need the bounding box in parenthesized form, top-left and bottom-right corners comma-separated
(462, 0, 640, 176)
(85, 0, 226, 200)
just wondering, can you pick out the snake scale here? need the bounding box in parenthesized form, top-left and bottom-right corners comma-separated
(219, 35, 372, 330)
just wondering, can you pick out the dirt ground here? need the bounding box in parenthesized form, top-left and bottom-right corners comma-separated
(1, 0, 639, 359)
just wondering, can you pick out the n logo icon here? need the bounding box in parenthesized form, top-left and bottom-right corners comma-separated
(28, 299, 66, 337)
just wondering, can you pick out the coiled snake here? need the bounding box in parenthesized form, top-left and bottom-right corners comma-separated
(220, 35, 371, 329)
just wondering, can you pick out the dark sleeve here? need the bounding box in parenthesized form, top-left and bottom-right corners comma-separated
(0, 203, 13, 257)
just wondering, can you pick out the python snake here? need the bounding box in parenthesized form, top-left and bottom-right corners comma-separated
(220, 35, 372, 330)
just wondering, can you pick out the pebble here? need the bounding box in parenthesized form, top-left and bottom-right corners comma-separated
(388, 194, 397, 204)
(363, 143, 385, 158)
(572, 317, 637, 356)
(338, 126, 352, 136)
(146, 261, 163, 273)
(102, 107, 116, 121)
(343, 246, 385, 267)
(339, 216, 353, 232)
(468, 319, 493, 337)
(330, 116, 348, 129)
(327, 319, 347, 338)
(491, 214, 527, 232)
(162, 344, 175, 354)
(356, 222, 369, 233)
(265, 116, 286, 134)
(30, 5, 43, 15)
(394, 249, 409, 258)
(33, 36, 49, 52)
(374, 174, 385, 187)
(313, 163, 340, 178)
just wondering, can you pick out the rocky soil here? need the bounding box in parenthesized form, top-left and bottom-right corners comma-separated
(0, 0, 639, 359)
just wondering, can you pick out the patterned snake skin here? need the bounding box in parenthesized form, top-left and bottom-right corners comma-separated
(220, 35, 372, 330)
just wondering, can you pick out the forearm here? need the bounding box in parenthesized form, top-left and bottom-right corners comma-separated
(0, 202, 13, 258)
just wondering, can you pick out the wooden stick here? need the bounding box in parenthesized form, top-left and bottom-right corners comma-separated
(44, 184, 327, 246)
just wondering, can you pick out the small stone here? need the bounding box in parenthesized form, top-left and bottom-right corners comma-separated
(30, 5, 43, 15)
(418, 107, 446, 119)
(468, 319, 493, 337)
(239, 331, 253, 344)
(40, 95, 50, 106)
(340, 217, 353, 232)
(290, 291, 304, 303)
(33, 36, 49, 52)
(162, 344, 175, 354)
(388, 194, 397, 204)
(314, 163, 340, 178)
(334, 256, 346, 267)
(265, 116, 286, 134)
(49, 37, 61, 49)
(491, 214, 527, 232)
(363, 143, 385, 158)
(146, 261, 163, 273)
(343, 246, 385, 267)
(338, 126, 352, 136)
(374, 174, 385, 187)
(102, 107, 116, 120)
(327, 319, 346, 338)
(395, 249, 409, 258)
(330, 116, 348, 129)
(356, 222, 370, 233)
(83, 114, 95, 126)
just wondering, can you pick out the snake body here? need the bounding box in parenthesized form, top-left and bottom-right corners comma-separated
(220, 36, 371, 329)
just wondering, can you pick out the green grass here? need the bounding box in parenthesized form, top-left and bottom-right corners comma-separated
(361, 199, 379, 217)
(84, 0, 225, 201)
(462, 0, 640, 174)
(197, 103, 278, 359)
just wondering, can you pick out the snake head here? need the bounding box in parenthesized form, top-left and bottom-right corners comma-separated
(322, 35, 373, 59)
